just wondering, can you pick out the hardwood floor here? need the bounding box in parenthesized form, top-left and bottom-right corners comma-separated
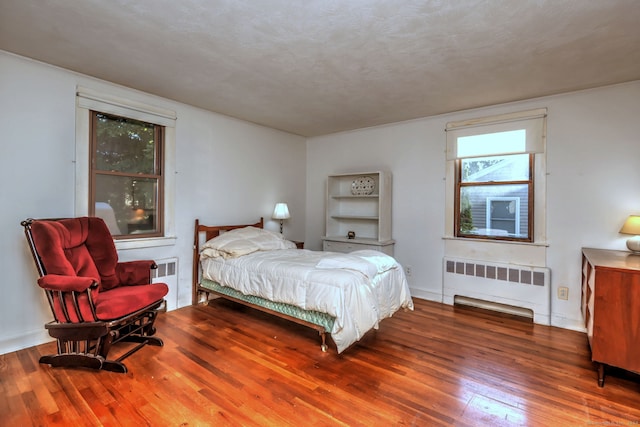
(1, 298, 639, 426)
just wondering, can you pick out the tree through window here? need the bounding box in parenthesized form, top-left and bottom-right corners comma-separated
(89, 112, 164, 238)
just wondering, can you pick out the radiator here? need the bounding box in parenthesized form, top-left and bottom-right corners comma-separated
(151, 257, 178, 311)
(443, 257, 550, 325)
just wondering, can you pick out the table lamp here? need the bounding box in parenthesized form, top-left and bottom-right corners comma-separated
(272, 203, 290, 234)
(619, 215, 640, 253)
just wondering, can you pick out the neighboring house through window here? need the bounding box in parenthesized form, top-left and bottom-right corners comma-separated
(446, 108, 547, 243)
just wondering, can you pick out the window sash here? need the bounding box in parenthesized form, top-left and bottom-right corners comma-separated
(454, 154, 534, 242)
(89, 111, 165, 239)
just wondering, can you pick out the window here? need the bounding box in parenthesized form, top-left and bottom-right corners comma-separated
(90, 112, 164, 238)
(75, 86, 177, 247)
(486, 197, 520, 234)
(446, 109, 546, 242)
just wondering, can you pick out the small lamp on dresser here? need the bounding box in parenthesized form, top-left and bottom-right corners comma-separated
(272, 202, 290, 234)
(619, 215, 640, 253)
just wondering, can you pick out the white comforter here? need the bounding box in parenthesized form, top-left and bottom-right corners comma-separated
(200, 247, 413, 353)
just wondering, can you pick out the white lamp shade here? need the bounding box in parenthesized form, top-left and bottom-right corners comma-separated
(272, 203, 290, 220)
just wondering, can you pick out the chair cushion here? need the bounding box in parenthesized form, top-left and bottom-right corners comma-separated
(31, 217, 121, 290)
(95, 283, 169, 320)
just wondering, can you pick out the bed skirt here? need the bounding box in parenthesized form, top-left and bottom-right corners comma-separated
(199, 278, 335, 333)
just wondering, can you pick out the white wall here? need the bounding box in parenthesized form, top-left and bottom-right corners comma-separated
(306, 80, 640, 331)
(306, 120, 446, 302)
(0, 51, 306, 354)
(2, 47, 639, 354)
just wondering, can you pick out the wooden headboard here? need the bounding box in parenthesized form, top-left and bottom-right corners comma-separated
(192, 218, 264, 304)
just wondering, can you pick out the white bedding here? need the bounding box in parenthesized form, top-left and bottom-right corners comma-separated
(200, 230, 413, 353)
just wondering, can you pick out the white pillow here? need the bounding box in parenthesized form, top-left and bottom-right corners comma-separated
(201, 226, 295, 259)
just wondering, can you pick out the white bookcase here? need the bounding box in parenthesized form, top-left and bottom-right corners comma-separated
(322, 171, 394, 255)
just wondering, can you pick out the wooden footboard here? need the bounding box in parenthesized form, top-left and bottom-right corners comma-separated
(192, 218, 332, 352)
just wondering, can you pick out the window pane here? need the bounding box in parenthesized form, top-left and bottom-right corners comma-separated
(461, 154, 529, 183)
(94, 174, 158, 236)
(457, 129, 526, 157)
(459, 184, 529, 239)
(95, 113, 156, 174)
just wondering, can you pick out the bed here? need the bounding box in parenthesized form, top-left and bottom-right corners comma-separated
(192, 218, 413, 353)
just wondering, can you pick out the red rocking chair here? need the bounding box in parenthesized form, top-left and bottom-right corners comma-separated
(22, 216, 169, 373)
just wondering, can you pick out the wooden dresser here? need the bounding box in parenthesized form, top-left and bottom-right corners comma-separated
(581, 248, 640, 386)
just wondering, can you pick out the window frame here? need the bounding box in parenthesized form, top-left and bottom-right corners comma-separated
(444, 108, 547, 245)
(454, 154, 534, 242)
(89, 111, 165, 239)
(75, 86, 177, 249)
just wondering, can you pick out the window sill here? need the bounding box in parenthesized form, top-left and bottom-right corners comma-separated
(442, 236, 549, 247)
(115, 236, 177, 251)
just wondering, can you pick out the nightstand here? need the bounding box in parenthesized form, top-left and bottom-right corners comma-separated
(292, 240, 304, 249)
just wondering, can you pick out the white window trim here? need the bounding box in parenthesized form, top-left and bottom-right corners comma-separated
(75, 86, 177, 249)
(446, 108, 547, 160)
(444, 108, 547, 246)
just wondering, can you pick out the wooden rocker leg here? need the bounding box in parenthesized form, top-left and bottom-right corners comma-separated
(40, 335, 129, 373)
(100, 360, 128, 373)
(40, 353, 104, 371)
(41, 310, 164, 373)
(40, 353, 128, 373)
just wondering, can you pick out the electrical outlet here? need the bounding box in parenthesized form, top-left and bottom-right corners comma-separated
(558, 286, 569, 300)
(405, 265, 412, 277)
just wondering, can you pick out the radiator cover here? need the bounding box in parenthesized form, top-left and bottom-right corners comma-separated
(151, 257, 178, 311)
(443, 257, 550, 325)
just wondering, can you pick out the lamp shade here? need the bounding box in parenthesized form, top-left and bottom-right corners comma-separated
(272, 203, 290, 220)
(620, 215, 640, 253)
(620, 215, 640, 235)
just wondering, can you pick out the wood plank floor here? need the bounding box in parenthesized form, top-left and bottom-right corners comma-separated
(1, 298, 639, 426)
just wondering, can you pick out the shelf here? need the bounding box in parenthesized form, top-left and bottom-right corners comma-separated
(323, 236, 395, 245)
(331, 195, 379, 199)
(325, 171, 392, 251)
(330, 215, 379, 220)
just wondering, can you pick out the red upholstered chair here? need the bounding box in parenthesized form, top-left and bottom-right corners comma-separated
(22, 217, 169, 373)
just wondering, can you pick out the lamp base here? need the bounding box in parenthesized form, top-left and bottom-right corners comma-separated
(626, 236, 640, 253)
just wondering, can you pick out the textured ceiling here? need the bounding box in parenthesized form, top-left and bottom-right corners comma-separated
(1, 0, 639, 136)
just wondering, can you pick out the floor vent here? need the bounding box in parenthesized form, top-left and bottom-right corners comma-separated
(454, 295, 533, 320)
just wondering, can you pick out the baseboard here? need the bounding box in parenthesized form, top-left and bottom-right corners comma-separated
(0, 329, 52, 355)
(409, 288, 442, 303)
(551, 314, 586, 333)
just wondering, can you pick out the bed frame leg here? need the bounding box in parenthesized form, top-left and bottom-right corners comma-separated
(199, 290, 211, 305)
(319, 331, 327, 352)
